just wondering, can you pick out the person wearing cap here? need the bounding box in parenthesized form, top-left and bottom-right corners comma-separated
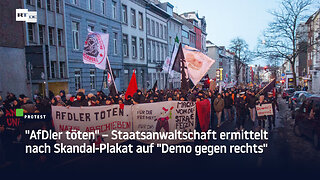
(214, 93, 225, 128)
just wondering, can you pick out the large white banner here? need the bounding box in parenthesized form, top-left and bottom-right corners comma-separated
(83, 31, 109, 70)
(132, 101, 196, 144)
(183, 45, 215, 85)
(52, 105, 132, 144)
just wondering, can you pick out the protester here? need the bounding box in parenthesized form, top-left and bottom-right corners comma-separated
(213, 93, 225, 128)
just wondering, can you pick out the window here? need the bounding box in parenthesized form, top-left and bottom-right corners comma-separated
(56, 0, 60, 13)
(37, 0, 42, 8)
(58, 29, 63, 46)
(123, 34, 128, 57)
(101, 0, 106, 15)
(102, 29, 107, 33)
(156, 22, 159, 37)
(131, 9, 136, 27)
(51, 61, 56, 78)
(28, 23, 35, 43)
(72, 21, 79, 50)
(141, 70, 145, 88)
(88, 25, 94, 31)
(87, 0, 93, 10)
(39, 25, 45, 44)
(90, 69, 96, 90)
(27, 0, 34, 5)
(112, 1, 117, 20)
(132, 36, 137, 58)
(103, 70, 107, 89)
(113, 32, 118, 55)
(72, 0, 77, 5)
(160, 24, 163, 39)
(124, 69, 129, 89)
(146, 18, 150, 35)
(47, 0, 52, 10)
(49, 27, 55, 45)
(122, 4, 127, 24)
(151, 20, 155, 36)
(159, 44, 162, 61)
(60, 62, 65, 78)
(164, 25, 167, 39)
(152, 41, 156, 62)
(74, 69, 81, 90)
(147, 41, 151, 61)
(139, 38, 144, 60)
(157, 43, 160, 62)
(138, 12, 143, 30)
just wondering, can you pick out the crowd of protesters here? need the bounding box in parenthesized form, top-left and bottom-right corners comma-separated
(0, 86, 279, 168)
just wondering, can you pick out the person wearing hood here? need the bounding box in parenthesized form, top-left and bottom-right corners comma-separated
(113, 94, 120, 104)
(59, 90, 67, 102)
(105, 97, 113, 105)
(133, 90, 145, 104)
(125, 95, 133, 105)
(72, 92, 88, 107)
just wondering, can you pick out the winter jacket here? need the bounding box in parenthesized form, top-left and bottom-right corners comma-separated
(246, 95, 257, 109)
(214, 98, 225, 112)
(224, 96, 233, 109)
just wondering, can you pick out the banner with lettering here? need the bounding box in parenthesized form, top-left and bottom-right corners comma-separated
(132, 101, 196, 144)
(52, 105, 132, 144)
(256, 104, 274, 116)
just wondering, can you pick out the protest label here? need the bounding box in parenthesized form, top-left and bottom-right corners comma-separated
(256, 104, 273, 116)
(132, 101, 196, 144)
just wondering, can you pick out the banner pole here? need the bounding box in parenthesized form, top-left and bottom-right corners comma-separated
(107, 56, 118, 94)
(256, 78, 275, 97)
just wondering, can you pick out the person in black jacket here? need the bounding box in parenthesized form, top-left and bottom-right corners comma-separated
(235, 92, 247, 130)
(246, 91, 258, 128)
(224, 92, 234, 121)
(72, 92, 88, 107)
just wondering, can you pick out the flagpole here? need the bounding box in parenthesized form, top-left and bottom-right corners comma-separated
(107, 56, 118, 94)
(256, 78, 275, 96)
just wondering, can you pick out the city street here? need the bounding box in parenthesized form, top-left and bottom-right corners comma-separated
(34, 97, 317, 172)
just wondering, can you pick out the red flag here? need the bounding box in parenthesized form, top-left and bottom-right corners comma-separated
(125, 70, 138, 100)
(196, 99, 211, 133)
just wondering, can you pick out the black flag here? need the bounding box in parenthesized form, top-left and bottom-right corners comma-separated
(105, 57, 118, 96)
(152, 80, 158, 91)
(172, 43, 189, 93)
(257, 78, 276, 96)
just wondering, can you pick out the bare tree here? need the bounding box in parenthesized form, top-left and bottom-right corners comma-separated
(257, 0, 314, 89)
(229, 37, 252, 84)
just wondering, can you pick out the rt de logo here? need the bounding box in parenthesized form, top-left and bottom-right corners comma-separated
(16, 9, 37, 23)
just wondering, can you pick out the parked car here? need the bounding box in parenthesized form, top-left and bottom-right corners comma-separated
(291, 92, 312, 119)
(282, 88, 295, 100)
(294, 96, 320, 150)
(288, 91, 311, 110)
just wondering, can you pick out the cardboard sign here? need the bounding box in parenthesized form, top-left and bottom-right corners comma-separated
(256, 104, 273, 116)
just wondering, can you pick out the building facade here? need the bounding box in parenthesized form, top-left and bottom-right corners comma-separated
(0, 0, 30, 98)
(146, 1, 170, 90)
(121, 0, 148, 91)
(306, 9, 320, 93)
(65, 0, 123, 94)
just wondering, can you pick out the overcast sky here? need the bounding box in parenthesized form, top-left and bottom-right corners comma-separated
(169, 0, 281, 65)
